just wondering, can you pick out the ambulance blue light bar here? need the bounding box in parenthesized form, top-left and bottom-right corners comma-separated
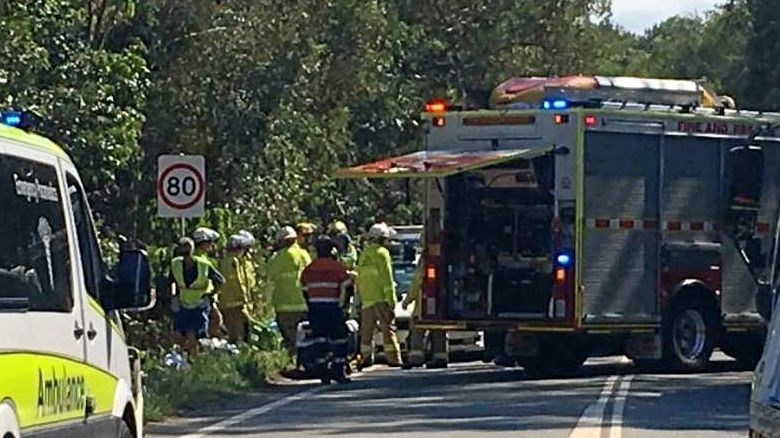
(543, 99, 569, 110)
(1, 111, 22, 127)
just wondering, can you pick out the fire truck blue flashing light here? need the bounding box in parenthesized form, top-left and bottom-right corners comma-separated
(543, 99, 569, 110)
(556, 252, 573, 267)
(1, 111, 22, 127)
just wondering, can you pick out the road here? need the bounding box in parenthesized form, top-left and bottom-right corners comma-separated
(147, 353, 751, 438)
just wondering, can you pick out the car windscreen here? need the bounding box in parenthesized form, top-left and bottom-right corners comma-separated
(0, 153, 73, 312)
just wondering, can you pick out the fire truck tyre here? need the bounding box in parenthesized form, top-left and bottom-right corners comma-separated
(118, 421, 133, 438)
(722, 332, 765, 370)
(663, 302, 717, 371)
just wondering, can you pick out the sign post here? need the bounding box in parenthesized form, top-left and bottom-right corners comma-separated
(157, 155, 206, 237)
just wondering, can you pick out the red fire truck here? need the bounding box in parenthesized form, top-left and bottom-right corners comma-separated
(338, 76, 780, 373)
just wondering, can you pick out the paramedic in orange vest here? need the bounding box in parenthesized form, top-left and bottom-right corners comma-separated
(301, 237, 355, 384)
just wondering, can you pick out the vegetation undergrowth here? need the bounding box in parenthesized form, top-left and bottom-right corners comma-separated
(143, 347, 291, 422)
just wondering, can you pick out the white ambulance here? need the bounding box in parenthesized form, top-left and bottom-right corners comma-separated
(0, 112, 152, 437)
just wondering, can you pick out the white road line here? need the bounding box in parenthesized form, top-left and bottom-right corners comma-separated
(569, 375, 620, 438)
(607, 376, 634, 438)
(178, 386, 324, 438)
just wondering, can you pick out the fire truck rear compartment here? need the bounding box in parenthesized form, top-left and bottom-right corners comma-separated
(444, 156, 555, 320)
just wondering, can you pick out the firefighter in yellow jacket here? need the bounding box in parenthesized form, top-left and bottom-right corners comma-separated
(357, 222, 402, 367)
(267, 226, 311, 355)
(219, 234, 252, 343)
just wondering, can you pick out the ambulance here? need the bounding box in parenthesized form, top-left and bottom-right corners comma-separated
(338, 76, 780, 374)
(0, 111, 152, 437)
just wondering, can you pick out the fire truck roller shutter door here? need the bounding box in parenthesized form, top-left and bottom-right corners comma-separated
(582, 132, 660, 324)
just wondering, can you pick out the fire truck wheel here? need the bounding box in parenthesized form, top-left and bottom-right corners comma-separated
(663, 302, 717, 371)
(722, 331, 765, 370)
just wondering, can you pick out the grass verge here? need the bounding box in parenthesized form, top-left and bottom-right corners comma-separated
(143, 348, 291, 422)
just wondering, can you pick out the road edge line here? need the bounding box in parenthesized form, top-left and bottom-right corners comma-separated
(568, 375, 620, 438)
(178, 385, 325, 438)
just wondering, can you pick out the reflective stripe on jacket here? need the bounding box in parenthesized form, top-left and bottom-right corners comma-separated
(356, 242, 396, 308)
(267, 243, 311, 313)
(301, 258, 352, 305)
(171, 256, 213, 308)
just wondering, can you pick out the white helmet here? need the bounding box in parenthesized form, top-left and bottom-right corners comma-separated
(276, 226, 298, 242)
(193, 227, 220, 244)
(238, 230, 256, 246)
(367, 222, 396, 239)
(227, 234, 246, 249)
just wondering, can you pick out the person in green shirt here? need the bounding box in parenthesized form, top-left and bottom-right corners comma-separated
(267, 226, 312, 356)
(357, 222, 402, 368)
(170, 237, 225, 360)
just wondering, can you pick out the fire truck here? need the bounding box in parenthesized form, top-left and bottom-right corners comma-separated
(338, 76, 780, 373)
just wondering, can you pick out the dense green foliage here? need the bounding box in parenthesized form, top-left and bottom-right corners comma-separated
(1, 0, 766, 247)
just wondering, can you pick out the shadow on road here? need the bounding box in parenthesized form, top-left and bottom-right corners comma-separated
(147, 358, 753, 436)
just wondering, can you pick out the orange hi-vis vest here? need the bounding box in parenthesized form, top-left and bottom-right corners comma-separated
(301, 258, 353, 305)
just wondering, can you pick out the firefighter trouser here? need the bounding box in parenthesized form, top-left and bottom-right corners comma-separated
(276, 311, 306, 356)
(407, 324, 425, 366)
(207, 298, 224, 338)
(308, 303, 349, 379)
(360, 302, 402, 366)
(221, 306, 249, 344)
(428, 330, 448, 365)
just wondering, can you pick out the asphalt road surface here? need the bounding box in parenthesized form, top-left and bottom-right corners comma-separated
(147, 353, 751, 438)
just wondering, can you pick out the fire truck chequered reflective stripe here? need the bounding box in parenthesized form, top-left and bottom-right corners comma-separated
(585, 218, 772, 234)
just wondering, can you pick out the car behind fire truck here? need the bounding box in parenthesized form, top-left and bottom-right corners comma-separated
(338, 76, 780, 374)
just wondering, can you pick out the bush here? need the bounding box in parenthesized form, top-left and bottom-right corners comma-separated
(143, 348, 291, 422)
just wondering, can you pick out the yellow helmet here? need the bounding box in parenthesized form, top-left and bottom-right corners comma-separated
(296, 222, 316, 235)
(328, 220, 348, 235)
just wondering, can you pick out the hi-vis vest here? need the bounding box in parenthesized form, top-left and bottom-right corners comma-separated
(301, 258, 352, 306)
(171, 256, 214, 308)
(356, 243, 396, 308)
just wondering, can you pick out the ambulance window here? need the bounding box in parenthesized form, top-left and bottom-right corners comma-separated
(0, 154, 73, 312)
(67, 174, 103, 300)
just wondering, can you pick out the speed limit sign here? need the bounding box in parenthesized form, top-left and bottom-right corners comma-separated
(157, 155, 206, 218)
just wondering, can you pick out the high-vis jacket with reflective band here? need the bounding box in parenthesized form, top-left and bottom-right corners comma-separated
(356, 242, 396, 308)
(301, 258, 353, 306)
(241, 253, 258, 294)
(171, 256, 214, 308)
(267, 243, 311, 313)
(219, 252, 249, 309)
(339, 244, 359, 270)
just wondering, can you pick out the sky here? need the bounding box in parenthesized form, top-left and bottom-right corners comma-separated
(611, 0, 722, 34)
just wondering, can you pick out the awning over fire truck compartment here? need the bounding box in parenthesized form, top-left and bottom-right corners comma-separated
(335, 146, 553, 179)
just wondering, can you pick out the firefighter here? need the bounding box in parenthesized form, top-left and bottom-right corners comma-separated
(328, 220, 358, 270)
(267, 226, 311, 356)
(218, 234, 252, 343)
(356, 222, 402, 368)
(301, 236, 355, 384)
(170, 237, 225, 359)
(296, 222, 318, 260)
(238, 230, 258, 298)
(192, 227, 224, 337)
(402, 251, 449, 369)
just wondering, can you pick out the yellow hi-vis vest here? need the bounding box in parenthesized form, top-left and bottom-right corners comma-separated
(267, 243, 311, 313)
(356, 243, 396, 308)
(172, 256, 214, 308)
